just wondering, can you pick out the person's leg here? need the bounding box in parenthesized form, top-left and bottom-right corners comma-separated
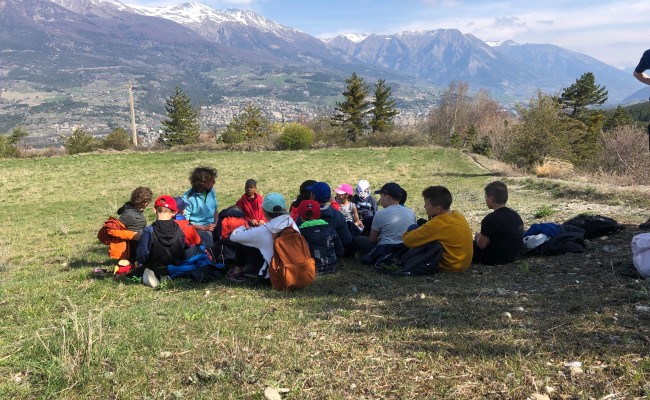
(197, 230, 214, 248)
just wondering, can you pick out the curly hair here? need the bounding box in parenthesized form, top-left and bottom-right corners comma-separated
(130, 187, 153, 210)
(189, 166, 218, 192)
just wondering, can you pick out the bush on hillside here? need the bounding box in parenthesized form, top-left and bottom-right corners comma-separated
(277, 123, 314, 150)
(601, 125, 650, 184)
(103, 127, 132, 151)
(64, 128, 97, 155)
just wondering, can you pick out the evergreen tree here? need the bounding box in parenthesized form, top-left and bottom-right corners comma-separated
(159, 86, 199, 146)
(64, 127, 95, 155)
(332, 72, 370, 142)
(221, 103, 270, 144)
(103, 127, 132, 150)
(369, 79, 399, 133)
(559, 72, 608, 119)
(8, 126, 28, 153)
(603, 105, 634, 132)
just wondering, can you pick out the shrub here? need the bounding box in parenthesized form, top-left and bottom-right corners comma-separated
(308, 117, 348, 148)
(63, 128, 96, 155)
(277, 123, 314, 150)
(534, 157, 574, 179)
(601, 125, 650, 184)
(103, 127, 132, 151)
(360, 127, 428, 147)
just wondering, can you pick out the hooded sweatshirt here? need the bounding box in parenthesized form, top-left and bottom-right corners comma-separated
(117, 202, 147, 233)
(235, 193, 266, 225)
(136, 220, 186, 272)
(229, 214, 298, 277)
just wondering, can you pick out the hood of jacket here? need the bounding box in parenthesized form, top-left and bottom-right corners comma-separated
(152, 220, 181, 246)
(117, 201, 136, 215)
(265, 214, 296, 234)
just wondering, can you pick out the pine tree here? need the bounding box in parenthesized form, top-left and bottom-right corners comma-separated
(332, 72, 370, 142)
(603, 105, 634, 132)
(159, 86, 200, 146)
(64, 127, 95, 155)
(369, 79, 399, 133)
(559, 72, 608, 119)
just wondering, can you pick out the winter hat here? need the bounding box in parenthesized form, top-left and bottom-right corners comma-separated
(356, 180, 371, 199)
(334, 183, 354, 196)
(154, 195, 178, 213)
(262, 192, 287, 213)
(306, 182, 332, 203)
(297, 200, 321, 221)
(173, 197, 187, 213)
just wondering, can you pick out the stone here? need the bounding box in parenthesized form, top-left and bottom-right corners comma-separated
(159, 351, 173, 359)
(544, 386, 555, 395)
(502, 312, 512, 319)
(264, 387, 282, 400)
(602, 245, 618, 253)
(635, 305, 650, 314)
(528, 394, 550, 400)
(514, 306, 525, 312)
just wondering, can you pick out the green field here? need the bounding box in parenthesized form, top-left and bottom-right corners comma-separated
(1, 147, 648, 399)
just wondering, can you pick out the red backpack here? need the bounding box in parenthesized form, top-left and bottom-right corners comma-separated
(269, 227, 316, 291)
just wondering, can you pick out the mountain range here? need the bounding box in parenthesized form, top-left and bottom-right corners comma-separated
(0, 0, 644, 143)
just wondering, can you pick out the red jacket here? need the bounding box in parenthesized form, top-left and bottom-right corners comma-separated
(235, 193, 266, 225)
(175, 219, 202, 246)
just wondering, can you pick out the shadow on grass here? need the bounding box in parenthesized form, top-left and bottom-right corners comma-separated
(437, 171, 504, 178)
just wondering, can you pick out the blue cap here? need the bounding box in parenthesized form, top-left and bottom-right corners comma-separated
(262, 192, 287, 213)
(306, 182, 331, 202)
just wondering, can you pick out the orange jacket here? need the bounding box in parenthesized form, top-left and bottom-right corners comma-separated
(98, 217, 137, 260)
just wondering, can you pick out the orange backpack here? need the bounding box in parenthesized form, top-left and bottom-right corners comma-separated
(269, 227, 316, 291)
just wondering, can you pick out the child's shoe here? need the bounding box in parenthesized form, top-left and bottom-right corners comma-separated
(143, 268, 160, 288)
(226, 269, 246, 283)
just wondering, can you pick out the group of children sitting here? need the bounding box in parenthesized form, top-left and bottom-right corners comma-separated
(99, 174, 524, 287)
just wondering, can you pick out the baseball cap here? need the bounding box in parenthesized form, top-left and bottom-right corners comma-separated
(374, 182, 405, 199)
(334, 183, 354, 196)
(306, 182, 331, 202)
(296, 200, 321, 220)
(262, 192, 286, 213)
(154, 195, 178, 213)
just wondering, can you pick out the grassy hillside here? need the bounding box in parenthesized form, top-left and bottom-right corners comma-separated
(1, 147, 648, 399)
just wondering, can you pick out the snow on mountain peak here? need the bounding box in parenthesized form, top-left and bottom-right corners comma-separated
(130, 2, 298, 34)
(339, 33, 370, 43)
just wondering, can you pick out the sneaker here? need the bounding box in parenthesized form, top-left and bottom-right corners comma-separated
(142, 268, 160, 288)
(226, 269, 246, 283)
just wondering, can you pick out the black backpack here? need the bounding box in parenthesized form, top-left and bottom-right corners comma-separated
(563, 214, 624, 239)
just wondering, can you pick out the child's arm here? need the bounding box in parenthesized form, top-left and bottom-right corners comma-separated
(136, 227, 153, 265)
(351, 203, 362, 226)
(474, 233, 490, 249)
(106, 228, 138, 241)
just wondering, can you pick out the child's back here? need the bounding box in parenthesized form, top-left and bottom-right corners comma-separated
(296, 200, 342, 274)
(136, 196, 187, 278)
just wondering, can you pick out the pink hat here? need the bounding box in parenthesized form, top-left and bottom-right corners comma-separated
(334, 183, 353, 196)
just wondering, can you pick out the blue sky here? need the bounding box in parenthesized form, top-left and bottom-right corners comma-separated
(128, 0, 650, 69)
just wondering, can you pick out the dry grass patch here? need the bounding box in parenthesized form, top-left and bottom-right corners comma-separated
(534, 157, 575, 179)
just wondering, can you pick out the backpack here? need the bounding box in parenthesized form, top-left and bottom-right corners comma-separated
(392, 241, 444, 276)
(563, 214, 624, 239)
(269, 227, 316, 291)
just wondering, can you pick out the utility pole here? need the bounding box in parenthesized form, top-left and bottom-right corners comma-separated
(128, 82, 138, 147)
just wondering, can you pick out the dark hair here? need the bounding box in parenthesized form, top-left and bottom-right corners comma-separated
(484, 181, 508, 204)
(422, 186, 452, 209)
(291, 179, 317, 209)
(130, 187, 153, 210)
(245, 179, 257, 188)
(264, 210, 285, 220)
(190, 166, 217, 192)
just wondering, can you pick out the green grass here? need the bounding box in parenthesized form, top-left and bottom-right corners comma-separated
(1, 147, 649, 399)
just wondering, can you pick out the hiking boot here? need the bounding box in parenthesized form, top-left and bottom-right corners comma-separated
(142, 268, 160, 288)
(640, 217, 650, 230)
(226, 269, 246, 283)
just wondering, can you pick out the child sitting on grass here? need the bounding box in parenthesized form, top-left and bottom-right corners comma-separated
(135, 195, 188, 288)
(173, 197, 202, 247)
(472, 181, 524, 265)
(235, 178, 266, 227)
(297, 200, 342, 274)
(402, 186, 473, 272)
(334, 183, 362, 235)
(100, 186, 152, 262)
